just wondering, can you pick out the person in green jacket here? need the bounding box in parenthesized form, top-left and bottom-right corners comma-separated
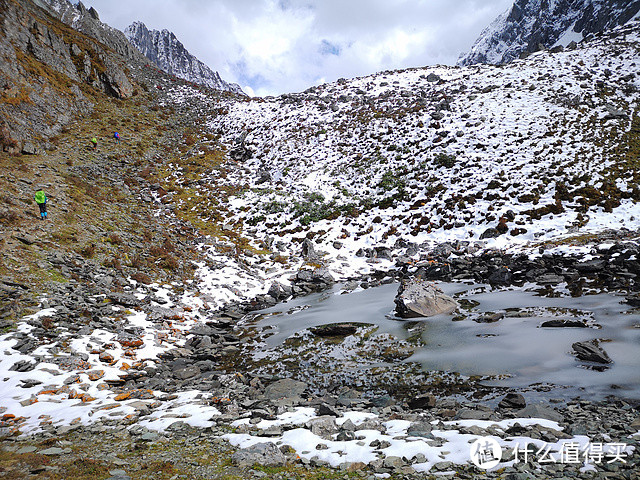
(91, 137, 98, 150)
(34, 189, 47, 220)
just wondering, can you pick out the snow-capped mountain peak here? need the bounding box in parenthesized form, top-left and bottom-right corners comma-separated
(124, 21, 245, 95)
(458, 0, 640, 66)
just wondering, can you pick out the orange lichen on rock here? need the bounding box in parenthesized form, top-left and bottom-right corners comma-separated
(99, 352, 115, 364)
(87, 370, 105, 381)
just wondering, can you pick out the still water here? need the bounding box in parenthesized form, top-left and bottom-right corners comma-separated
(249, 282, 640, 400)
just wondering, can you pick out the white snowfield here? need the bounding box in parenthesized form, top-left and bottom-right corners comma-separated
(1, 20, 639, 475)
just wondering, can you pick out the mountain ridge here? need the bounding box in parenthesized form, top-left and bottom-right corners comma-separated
(458, 0, 640, 66)
(124, 21, 245, 95)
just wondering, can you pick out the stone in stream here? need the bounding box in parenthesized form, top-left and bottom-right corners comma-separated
(310, 323, 364, 337)
(541, 319, 587, 328)
(498, 393, 526, 409)
(572, 340, 612, 364)
(394, 279, 458, 318)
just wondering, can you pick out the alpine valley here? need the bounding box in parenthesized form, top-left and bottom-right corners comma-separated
(0, 0, 640, 478)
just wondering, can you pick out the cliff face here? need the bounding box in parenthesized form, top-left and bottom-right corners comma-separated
(124, 21, 245, 95)
(458, 0, 640, 66)
(0, 0, 142, 150)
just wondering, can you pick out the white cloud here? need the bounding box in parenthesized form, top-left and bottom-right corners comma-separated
(86, 0, 514, 95)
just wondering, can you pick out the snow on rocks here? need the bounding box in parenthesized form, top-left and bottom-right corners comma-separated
(151, 21, 640, 294)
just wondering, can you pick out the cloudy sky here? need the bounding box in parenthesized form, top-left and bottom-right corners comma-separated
(85, 0, 513, 96)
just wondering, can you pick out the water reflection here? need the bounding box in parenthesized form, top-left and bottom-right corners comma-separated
(247, 282, 640, 400)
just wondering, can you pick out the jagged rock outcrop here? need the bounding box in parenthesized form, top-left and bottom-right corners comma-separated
(124, 21, 244, 95)
(458, 0, 640, 66)
(0, 0, 140, 148)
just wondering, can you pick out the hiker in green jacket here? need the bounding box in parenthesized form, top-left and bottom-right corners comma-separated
(91, 137, 98, 150)
(34, 189, 47, 220)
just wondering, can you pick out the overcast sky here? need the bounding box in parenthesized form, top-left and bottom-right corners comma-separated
(85, 0, 513, 96)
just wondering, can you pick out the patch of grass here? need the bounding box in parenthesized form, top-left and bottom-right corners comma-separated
(63, 458, 110, 479)
(52, 226, 79, 243)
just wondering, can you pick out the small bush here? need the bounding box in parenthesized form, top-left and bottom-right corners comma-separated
(0, 209, 19, 225)
(434, 153, 457, 168)
(150, 245, 168, 258)
(103, 256, 122, 271)
(80, 243, 96, 258)
(131, 272, 151, 284)
(129, 254, 143, 269)
(163, 254, 179, 270)
(107, 233, 122, 244)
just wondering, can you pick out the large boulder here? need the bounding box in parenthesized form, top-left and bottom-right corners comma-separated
(394, 280, 458, 318)
(572, 340, 612, 364)
(231, 442, 286, 467)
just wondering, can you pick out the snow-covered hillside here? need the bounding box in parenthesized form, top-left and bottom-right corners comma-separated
(458, 0, 640, 66)
(125, 21, 244, 95)
(155, 21, 640, 284)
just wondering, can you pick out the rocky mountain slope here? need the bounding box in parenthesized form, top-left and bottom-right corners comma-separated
(458, 0, 640, 66)
(125, 21, 244, 95)
(0, 0, 141, 151)
(151, 20, 640, 286)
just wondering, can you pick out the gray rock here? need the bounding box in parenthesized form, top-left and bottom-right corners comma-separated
(395, 280, 458, 318)
(21, 141, 37, 155)
(407, 421, 432, 437)
(407, 394, 436, 410)
(174, 365, 201, 380)
(232, 442, 287, 467)
(455, 408, 492, 420)
(301, 238, 319, 261)
(499, 393, 526, 409)
(14, 234, 36, 246)
(572, 340, 612, 364)
(514, 404, 563, 423)
(267, 282, 292, 301)
(480, 227, 501, 239)
(541, 319, 586, 328)
(306, 416, 338, 439)
(264, 378, 307, 402)
(383, 456, 406, 469)
(536, 274, 564, 285)
(340, 419, 356, 431)
(39, 447, 64, 455)
(604, 103, 627, 120)
(426, 73, 441, 82)
(17, 446, 37, 454)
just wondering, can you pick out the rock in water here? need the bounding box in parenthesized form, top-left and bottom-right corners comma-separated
(498, 393, 526, 409)
(572, 340, 612, 364)
(394, 280, 458, 318)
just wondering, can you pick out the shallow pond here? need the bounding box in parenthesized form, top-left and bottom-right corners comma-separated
(247, 282, 640, 401)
